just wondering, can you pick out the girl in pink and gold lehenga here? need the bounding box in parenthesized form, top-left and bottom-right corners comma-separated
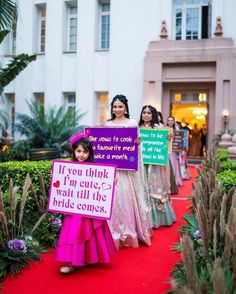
(55, 132, 116, 274)
(166, 116, 183, 190)
(105, 95, 152, 249)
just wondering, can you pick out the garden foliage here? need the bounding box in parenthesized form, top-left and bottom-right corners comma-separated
(13, 99, 84, 152)
(0, 160, 62, 245)
(0, 175, 46, 281)
(169, 151, 236, 294)
(0, 160, 63, 282)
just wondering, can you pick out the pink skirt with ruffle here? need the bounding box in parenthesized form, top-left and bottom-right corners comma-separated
(56, 215, 116, 266)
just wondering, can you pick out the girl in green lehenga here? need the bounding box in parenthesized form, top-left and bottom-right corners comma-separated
(139, 105, 176, 228)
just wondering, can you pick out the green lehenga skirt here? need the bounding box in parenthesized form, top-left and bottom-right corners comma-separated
(144, 164, 176, 228)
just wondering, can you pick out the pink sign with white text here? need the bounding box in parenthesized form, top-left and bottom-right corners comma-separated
(47, 160, 116, 220)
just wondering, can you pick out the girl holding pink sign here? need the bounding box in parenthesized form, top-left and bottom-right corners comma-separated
(105, 95, 152, 248)
(56, 133, 116, 274)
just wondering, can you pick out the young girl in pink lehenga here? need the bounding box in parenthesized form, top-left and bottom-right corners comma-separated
(55, 132, 116, 274)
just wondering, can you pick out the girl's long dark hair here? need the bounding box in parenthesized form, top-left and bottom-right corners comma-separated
(156, 111, 164, 125)
(138, 105, 157, 128)
(108, 94, 130, 121)
(72, 138, 95, 162)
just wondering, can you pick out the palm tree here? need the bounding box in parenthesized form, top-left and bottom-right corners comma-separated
(0, 0, 14, 133)
(0, 53, 36, 94)
(0, 0, 16, 30)
(0, 0, 36, 94)
(0, 109, 9, 137)
(14, 99, 85, 151)
(0, 0, 36, 139)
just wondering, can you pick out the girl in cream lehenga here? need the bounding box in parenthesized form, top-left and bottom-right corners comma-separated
(105, 95, 152, 249)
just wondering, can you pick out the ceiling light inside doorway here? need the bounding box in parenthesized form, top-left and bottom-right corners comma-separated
(192, 108, 208, 115)
(196, 115, 205, 120)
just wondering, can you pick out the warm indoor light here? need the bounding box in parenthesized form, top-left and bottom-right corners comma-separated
(192, 108, 208, 115)
(198, 93, 207, 102)
(196, 115, 205, 120)
(174, 93, 182, 101)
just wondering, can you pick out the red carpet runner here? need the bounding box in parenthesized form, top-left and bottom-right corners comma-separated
(2, 167, 197, 294)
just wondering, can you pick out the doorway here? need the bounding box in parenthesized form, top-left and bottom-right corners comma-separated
(170, 91, 208, 158)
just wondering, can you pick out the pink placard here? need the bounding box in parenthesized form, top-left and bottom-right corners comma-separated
(47, 160, 117, 220)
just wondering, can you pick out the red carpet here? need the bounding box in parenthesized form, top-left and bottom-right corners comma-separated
(2, 167, 197, 294)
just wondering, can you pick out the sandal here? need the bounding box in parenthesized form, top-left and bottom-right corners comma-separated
(60, 264, 75, 274)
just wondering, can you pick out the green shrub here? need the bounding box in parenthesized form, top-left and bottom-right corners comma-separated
(215, 149, 229, 162)
(0, 160, 49, 236)
(0, 160, 52, 192)
(216, 170, 236, 193)
(220, 160, 236, 171)
(1, 141, 30, 161)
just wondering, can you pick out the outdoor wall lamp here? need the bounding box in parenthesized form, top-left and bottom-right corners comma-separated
(222, 109, 229, 132)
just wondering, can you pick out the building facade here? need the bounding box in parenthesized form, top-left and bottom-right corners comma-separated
(1, 0, 236, 150)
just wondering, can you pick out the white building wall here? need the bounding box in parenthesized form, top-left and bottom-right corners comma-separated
(12, 0, 35, 116)
(1, 0, 236, 129)
(76, 0, 97, 124)
(94, 52, 109, 91)
(44, 0, 64, 107)
(62, 54, 77, 92)
(108, 0, 160, 120)
(221, 0, 236, 41)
